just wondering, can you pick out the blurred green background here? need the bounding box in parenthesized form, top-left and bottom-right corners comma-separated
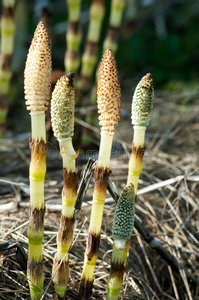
(1, 0, 199, 133)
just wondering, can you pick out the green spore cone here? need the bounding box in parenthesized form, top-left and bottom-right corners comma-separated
(113, 183, 135, 241)
(131, 73, 154, 127)
(51, 73, 75, 140)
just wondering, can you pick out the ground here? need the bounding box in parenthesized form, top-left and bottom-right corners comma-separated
(0, 88, 199, 299)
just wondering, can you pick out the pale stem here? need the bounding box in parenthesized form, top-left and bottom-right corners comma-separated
(67, 0, 81, 21)
(30, 180, 44, 209)
(106, 239, 126, 300)
(133, 125, 146, 148)
(88, 20, 103, 42)
(109, 0, 125, 27)
(62, 204, 74, 219)
(106, 293, 118, 300)
(98, 130, 114, 168)
(56, 251, 69, 262)
(30, 111, 46, 141)
(58, 138, 76, 172)
(112, 239, 126, 263)
(89, 200, 104, 234)
(127, 174, 138, 193)
(3, 0, 15, 6)
(1, 30, 15, 55)
(127, 126, 146, 192)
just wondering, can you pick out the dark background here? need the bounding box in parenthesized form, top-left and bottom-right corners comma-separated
(1, 0, 199, 133)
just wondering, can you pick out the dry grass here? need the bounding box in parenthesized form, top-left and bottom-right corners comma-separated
(0, 89, 199, 299)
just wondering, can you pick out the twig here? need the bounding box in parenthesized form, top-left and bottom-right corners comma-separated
(168, 266, 180, 300)
(137, 175, 199, 196)
(75, 158, 97, 211)
(135, 228, 162, 293)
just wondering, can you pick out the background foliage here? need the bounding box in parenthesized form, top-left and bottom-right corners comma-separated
(1, 0, 199, 132)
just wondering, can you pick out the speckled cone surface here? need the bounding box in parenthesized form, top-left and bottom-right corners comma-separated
(113, 183, 135, 240)
(24, 21, 51, 111)
(131, 73, 154, 127)
(97, 48, 121, 135)
(51, 74, 75, 139)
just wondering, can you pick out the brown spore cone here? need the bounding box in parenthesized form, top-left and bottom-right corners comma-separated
(97, 48, 121, 135)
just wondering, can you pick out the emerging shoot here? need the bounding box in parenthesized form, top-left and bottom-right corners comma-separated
(107, 183, 135, 300)
(51, 74, 80, 299)
(127, 73, 154, 193)
(24, 21, 51, 299)
(79, 48, 121, 299)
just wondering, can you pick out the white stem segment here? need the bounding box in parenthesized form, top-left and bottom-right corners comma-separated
(58, 138, 76, 172)
(133, 125, 146, 148)
(30, 111, 46, 141)
(106, 239, 126, 300)
(114, 239, 126, 251)
(29, 112, 46, 210)
(98, 130, 114, 168)
(30, 180, 45, 209)
(89, 199, 104, 234)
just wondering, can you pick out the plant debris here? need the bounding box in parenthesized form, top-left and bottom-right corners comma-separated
(0, 89, 199, 299)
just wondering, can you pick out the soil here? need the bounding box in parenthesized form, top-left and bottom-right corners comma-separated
(0, 88, 199, 299)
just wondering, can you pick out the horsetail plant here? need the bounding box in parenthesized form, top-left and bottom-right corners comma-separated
(103, 0, 126, 54)
(65, 0, 82, 73)
(0, 0, 16, 135)
(127, 73, 154, 194)
(106, 183, 135, 300)
(79, 48, 121, 299)
(108, 73, 154, 299)
(90, 0, 125, 106)
(24, 21, 51, 299)
(51, 73, 80, 299)
(78, 0, 105, 97)
(80, 0, 105, 144)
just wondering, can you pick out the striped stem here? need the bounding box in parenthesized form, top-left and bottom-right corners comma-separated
(78, 0, 105, 96)
(28, 137, 46, 299)
(51, 73, 80, 299)
(79, 165, 111, 299)
(79, 49, 121, 299)
(0, 0, 16, 134)
(124, 0, 138, 36)
(106, 184, 135, 299)
(107, 240, 130, 300)
(90, 0, 125, 107)
(65, 0, 82, 73)
(127, 73, 154, 194)
(110, 74, 153, 299)
(24, 21, 51, 299)
(52, 169, 80, 299)
(79, 0, 105, 144)
(103, 0, 126, 54)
